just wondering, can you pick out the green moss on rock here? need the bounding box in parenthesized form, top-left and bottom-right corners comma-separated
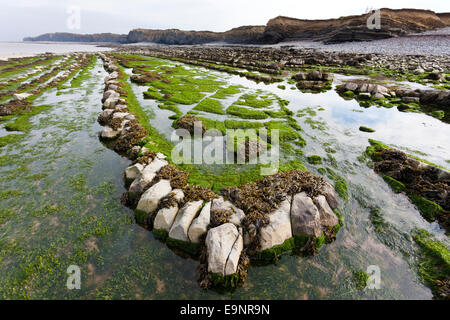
(352, 270, 369, 290)
(359, 126, 376, 133)
(408, 193, 442, 221)
(307, 155, 323, 165)
(382, 174, 406, 193)
(226, 105, 269, 119)
(412, 228, 450, 300)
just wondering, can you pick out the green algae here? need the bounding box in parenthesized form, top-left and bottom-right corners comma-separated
(382, 174, 406, 193)
(407, 194, 442, 222)
(235, 93, 273, 108)
(4, 105, 52, 132)
(0, 134, 23, 147)
(252, 238, 295, 262)
(307, 155, 323, 165)
(326, 168, 348, 200)
(224, 120, 264, 129)
(352, 270, 369, 290)
(210, 85, 242, 99)
(198, 117, 226, 135)
(226, 105, 269, 119)
(359, 126, 376, 133)
(412, 229, 450, 300)
(193, 98, 225, 115)
(264, 121, 301, 141)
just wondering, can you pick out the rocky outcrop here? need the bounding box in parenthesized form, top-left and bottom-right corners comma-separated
(366, 141, 449, 231)
(173, 114, 206, 135)
(262, 9, 448, 44)
(338, 81, 450, 110)
(293, 70, 333, 92)
(97, 53, 342, 290)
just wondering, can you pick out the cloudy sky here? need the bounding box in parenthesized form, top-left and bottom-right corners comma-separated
(0, 0, 448, 41)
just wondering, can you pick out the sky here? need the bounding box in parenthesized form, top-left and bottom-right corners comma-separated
(0, 0, 449, 41)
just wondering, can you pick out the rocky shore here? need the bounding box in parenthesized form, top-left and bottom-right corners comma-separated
(365, 140, 449, 232)
(96, 53, 342, 289)
(0, 54, 91, 116)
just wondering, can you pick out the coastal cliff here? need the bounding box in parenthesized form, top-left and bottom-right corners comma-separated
(23, 32, 128, 43)
(24, 8, 449, 45)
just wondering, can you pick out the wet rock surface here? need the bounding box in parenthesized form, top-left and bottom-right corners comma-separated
(369, 145, 449, 231)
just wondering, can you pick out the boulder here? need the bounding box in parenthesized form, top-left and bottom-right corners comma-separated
(357, 83, 368, 93)
(153, 205, 179, 232)
(136, 179, 172, 214)
(128, 171, 157, 200)
(314, 195, 339, 227)
(206, 223, 240, 275)
(103, 93, 120, 109)
(100, 125, 120, 139)
(112, 112, 129, 119)
(169, 200, 203, 242)
(188, 201, 211, 243)
(371, 84, 388, 96)
(259, 199, 292, 251)
(114, 104, 128, 112)
(156, 152, 167, 160)
(174, 115, 206, 135)
(292, 72, 307, 81)
(97, 109, 113, 125)
(124, 163, 144, 181)
(172, 189, 185, 202)
(225, 228, 243, 275)
(102, 90, 117, 102)
(307, 70, 322, 81)
(321, 182, 339, 210)
(211, 197, 245, 226)
(290, 192, 322, 238)
(104, 71, 118, 83)
(142, 158, 167, 176)
(344, 82, 358, 91)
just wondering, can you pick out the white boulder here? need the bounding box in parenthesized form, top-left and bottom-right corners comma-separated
(153, 205, 179, 232)
(188, 201, 211, 243)
(136, 179, 172, 214)
(124, 163, 144, 181)
(206, 223, 241, 275)
(259, 199, 292, 251)
(169, 200, 203, 242)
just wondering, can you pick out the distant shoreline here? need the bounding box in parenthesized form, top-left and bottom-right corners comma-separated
(0, 42, 112, 60)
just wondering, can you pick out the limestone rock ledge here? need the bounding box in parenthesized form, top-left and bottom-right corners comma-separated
(96, 53, 343, 289)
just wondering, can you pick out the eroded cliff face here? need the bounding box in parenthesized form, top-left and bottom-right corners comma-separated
(23, 32, 128, 43)
(126, 26, 265, 45)
(24, 8, 449, 45)
(262, 8, 448, 44)
(437, 13, 450, 26)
